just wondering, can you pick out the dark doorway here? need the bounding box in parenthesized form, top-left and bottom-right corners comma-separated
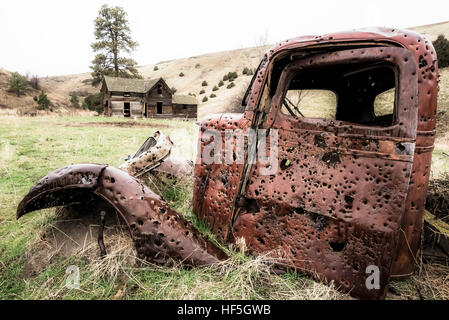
(157, 102, 163, 114)
(144, 103, 148, 117)
(124, 102, 131, 117)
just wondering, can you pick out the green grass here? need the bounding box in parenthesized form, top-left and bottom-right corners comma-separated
(0, 115, 348, 300)
(0, 114, 448, 300)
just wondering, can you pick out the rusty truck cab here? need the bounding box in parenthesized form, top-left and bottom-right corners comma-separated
(194, 28, 438, 299)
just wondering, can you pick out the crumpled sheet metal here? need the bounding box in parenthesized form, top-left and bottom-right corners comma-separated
(17, 164, 227, 266)
(154, 156, 194, 179)
(119, 131, 173, 177)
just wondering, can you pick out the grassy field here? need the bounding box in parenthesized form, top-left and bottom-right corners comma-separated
(1, 114, 449, 300)
(0, 116, 349, 300)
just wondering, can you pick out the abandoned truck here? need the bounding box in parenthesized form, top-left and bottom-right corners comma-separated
(17, 27, 438, 299)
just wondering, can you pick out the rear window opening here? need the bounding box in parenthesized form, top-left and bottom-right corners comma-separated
(282, 90, 337, 119)
(280, 62, 397, 127)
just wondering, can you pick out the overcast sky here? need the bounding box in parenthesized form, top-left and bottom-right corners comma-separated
(0, 0, 448, 77)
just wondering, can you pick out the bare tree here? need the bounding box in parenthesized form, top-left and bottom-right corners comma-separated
(254, 30, 270, 60)
(29, 75, 40, 90)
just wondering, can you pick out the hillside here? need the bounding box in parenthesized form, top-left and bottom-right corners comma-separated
(409, 20, 449, 41)
(1, 21, 448, 118)
(37, 45, 269, 118)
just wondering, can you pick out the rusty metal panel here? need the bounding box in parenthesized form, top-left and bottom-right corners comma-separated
(193, 113, 252, 240)
(232, 47, 417, 299)
(17, 164, 227, 266)
(193, 27, 438, 298)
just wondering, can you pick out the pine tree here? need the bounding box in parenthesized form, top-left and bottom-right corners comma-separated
(70, 94, 80, 108)
(8, 72, 28, 96)
(90, 5, 142, 86)
(37, 92, 50, 110)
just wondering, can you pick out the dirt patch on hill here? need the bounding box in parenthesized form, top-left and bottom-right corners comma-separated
(62, 121, 174, 128)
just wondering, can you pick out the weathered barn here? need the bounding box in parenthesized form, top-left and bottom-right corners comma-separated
(101, 76, 197, 119)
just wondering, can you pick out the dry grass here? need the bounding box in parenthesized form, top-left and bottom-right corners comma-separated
(19, 206, 349, 300)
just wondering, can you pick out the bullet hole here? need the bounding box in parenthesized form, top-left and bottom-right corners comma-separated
(221, 175, 228, 185)
(280, 159, 292, 170)
(154, 238, 163, 246)
(395, 142, 406, 154)
(344, 195, 354, 209)
(329, 241, 346, 252)
(314, 135, 327, 148)
(322, 151, 340, 166)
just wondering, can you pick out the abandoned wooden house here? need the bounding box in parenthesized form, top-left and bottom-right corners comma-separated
(101, 76, 197, 119)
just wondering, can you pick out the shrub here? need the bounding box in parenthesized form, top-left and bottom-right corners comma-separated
(179, 72, 185, 77)
(227, 82, 235, 89)
(199, 89, 205, 94)
(37, 91, 50, 110)
(171, 87, 177, 93)
(8, 72, 28, 96)
(218, 80, 224, 87)
(223, 74, 229, 81)
(70, 94, 80, 108)
(227, 71, 238, 81)
(202, 96, 208, 102)
(247, 69, 254, 76)
(33, 96, 38, 102)
(210, 93, 216, 98)
(84, 93, 104, 113)
(153, 66, 159, 71)
(202, 80, 208, 86)
(195, 63, 201, 69)
(433, 35, 449, 68)
(212, 85, 218, 91)
(242, 67, 249, 75)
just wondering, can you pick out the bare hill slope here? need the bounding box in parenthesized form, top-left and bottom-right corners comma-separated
(1, 21, 448, 118)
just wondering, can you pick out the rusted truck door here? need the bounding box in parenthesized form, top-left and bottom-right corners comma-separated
(232, 46, 418, 299)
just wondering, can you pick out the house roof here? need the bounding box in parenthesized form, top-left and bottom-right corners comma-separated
(172, 95, 198, 105)
(103, 76, 198, 105)
(103, 76, 160, 93)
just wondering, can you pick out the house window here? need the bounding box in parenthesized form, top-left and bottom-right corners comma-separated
(124, 102, 131, 117)
(183, 105, 187, 109)
(158, 85, 162, 95)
